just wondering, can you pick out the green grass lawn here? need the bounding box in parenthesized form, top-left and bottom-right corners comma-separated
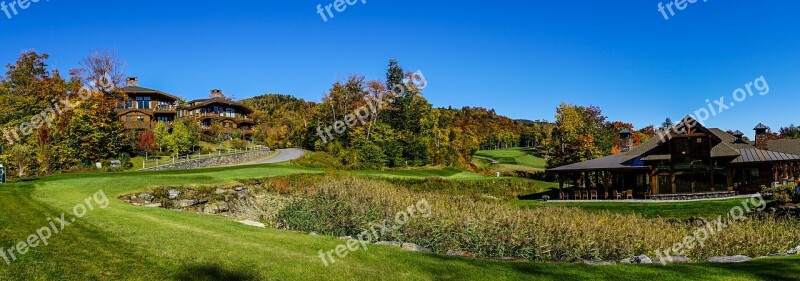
(474, 147, 547, 171)
(512, 199, 755, 220)
(1, 164, 799, 280)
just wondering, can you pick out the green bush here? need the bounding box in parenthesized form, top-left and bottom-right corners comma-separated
(291, 151, 343, 169)
(231, 139, 248, 149)
(761, 184, 796, 204)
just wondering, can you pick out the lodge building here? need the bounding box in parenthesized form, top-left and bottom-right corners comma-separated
(548, 116, 800, 200)
(116, 77, 255, 137)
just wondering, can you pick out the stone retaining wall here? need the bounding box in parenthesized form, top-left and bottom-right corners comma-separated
(143, 149, 273, 171)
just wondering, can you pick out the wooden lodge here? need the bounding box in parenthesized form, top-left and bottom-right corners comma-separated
(548, 116, 800, 200)
(116, 77, 255, 138)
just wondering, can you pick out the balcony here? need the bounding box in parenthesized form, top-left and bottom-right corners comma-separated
(154, 105, 177, 112)
(192, 112, 252, 122)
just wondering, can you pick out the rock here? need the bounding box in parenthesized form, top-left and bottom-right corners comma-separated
(238, 220, 265, 228)
(234, 186, 245, 192)
(401, 243, 431, 253)
(634, 255, 653, 264)
(309, 232, 318, 236)
(176, 199, 199, 208)
(137, 193, 154, 202)
(619, 258, 633, 264)
(214, 188, 226, 194)
(130, 197, 145, 206)
(374, 241, 401, 247)
(652, 256, 691, 264)
(788, 246, 800, 255)
(705, 255, 752, 263)
(167, 189, 181, 199)
(446, 250, 476, 258)
(144, 203, 162, 208)
(338, 236, 353, 240)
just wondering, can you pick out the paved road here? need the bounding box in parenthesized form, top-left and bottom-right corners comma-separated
(250, 148, 306, 164)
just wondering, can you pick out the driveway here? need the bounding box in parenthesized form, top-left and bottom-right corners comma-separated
(250, 148, 306, 164)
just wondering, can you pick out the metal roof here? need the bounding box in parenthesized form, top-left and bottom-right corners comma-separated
(732, 148, 800, 163)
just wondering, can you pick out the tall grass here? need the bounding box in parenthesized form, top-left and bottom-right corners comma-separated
(173, 175, 800, 262)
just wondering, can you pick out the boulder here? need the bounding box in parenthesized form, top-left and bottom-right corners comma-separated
(652, 256, 691, 264)
(144, 203, 162, 208)
(238, 220, 265, 228)
(634, 255, 653, 264)
(309, 232, 319, 236)
(401, 243, 431, 253)
(705, 255, 752, 263)
(176, 199, 199, 208)
(167, 189, 181, 199)
(234, 186, 245, 192)
(446, 250, 476, 258)
(788, 246, 800, 255)
(214, 188, 226, 194)
(137, 193, 155, 202)
(374, 241, 401, 247)
(338, 236, 353, 240)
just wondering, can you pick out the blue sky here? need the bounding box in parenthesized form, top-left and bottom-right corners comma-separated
(0, 0, 798, 138)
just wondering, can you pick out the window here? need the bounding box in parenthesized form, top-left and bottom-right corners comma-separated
(136, 96, 151, 109)
(137, 116, 145, 122)
(226, 107, 235, 118)
(126, 116, 132, 121)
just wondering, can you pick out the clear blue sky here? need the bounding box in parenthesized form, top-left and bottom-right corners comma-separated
(1, 0, 798, 138)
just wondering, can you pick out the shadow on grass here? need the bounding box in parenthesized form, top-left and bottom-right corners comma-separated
(518, 188, 559, 200)
(176, 263, 258, 281)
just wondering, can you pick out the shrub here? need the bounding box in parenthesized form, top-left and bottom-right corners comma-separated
(291, 151, 343, 169)
(762, 184, 796, 204)
(231, 139, 249, 149)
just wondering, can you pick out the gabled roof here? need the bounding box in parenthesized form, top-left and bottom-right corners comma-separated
(548, 154, 649, 172)
(121, 86, 181, 101)
(754, 123, 770, 130)
(185, 97, 254, 113)
(767, 139, 800, 155)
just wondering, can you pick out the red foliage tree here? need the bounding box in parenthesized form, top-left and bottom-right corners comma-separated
(136, 130, 156, 153)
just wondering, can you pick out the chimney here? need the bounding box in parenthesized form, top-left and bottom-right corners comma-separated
(754, 123, 769, 150)
(732, 130, 745, 143)
(619, 128, 634, 153)
(210, 89, 225, 98)
(126, 77, 138, 87)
